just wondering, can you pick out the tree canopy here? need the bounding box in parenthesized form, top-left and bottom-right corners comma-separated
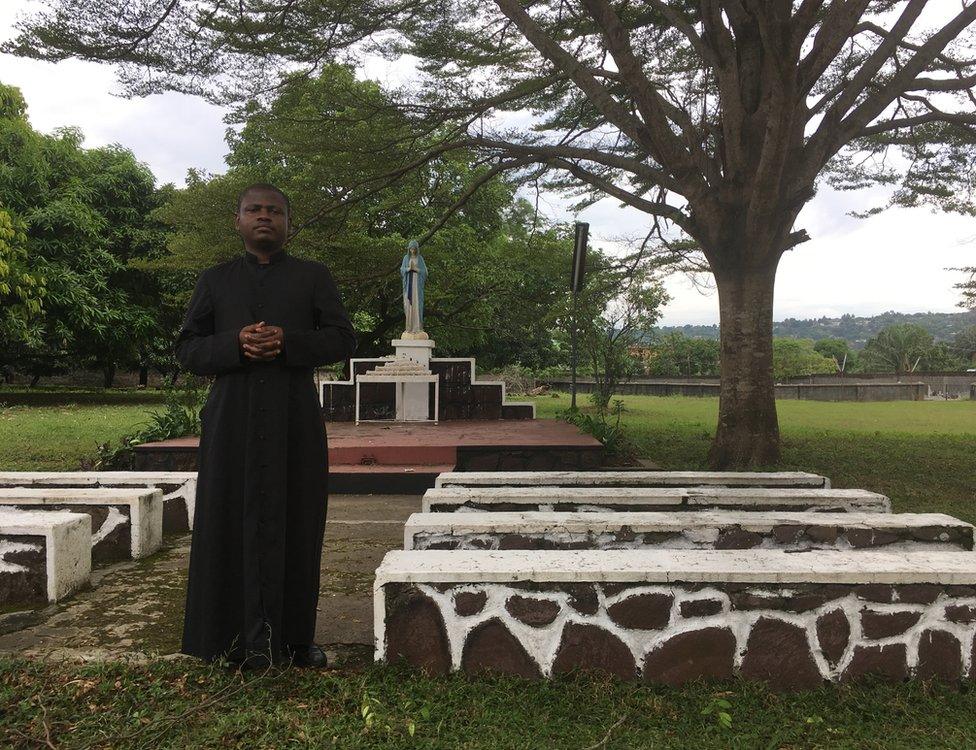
(0, 81, 169, 385)
(151, 67, 578, 367)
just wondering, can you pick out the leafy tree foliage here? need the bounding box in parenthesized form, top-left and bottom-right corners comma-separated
(642, 333, 721, 377)
(813, 338, 854, 372)
(859, 323, 967, 374)
(772, 338, 836, 381)
(0, 207, 45, 351)
(152, 68, 573, 366)
(954, 325, 976, 362)
(0, 82, 168, 385)
(957, 268, 976, 311)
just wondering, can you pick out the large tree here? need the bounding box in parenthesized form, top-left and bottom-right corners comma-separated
(11, 1, 976, 464)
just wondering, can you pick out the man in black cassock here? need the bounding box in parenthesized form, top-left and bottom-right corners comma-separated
(175, 183, 356, 670)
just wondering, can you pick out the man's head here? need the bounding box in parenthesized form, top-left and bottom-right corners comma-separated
(235, 183, 290, 253)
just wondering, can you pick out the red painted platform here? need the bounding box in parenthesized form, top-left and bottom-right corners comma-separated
(133, 420, 604, 493)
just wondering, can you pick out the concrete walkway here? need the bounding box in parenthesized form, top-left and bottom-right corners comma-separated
(0, 495, 420, 665)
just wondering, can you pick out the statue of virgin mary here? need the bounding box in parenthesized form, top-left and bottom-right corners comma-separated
(399, 239, 428, 339)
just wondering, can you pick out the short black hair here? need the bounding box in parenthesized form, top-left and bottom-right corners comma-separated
(236, 182, 291, 217)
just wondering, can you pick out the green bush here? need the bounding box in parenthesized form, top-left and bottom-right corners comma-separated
(94, 383, 207, 469)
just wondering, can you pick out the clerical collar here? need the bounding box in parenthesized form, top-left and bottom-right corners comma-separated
(243, 249, 286, 265)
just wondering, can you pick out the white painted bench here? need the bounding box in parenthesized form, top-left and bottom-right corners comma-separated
(0, 488, 163, 564)
(375, 548, 976, 688)
(0, 471, 197, 533)
(0, 508, 91, 605)
(404, 511, 973, 552)
(435, 470, 831, 489)
(422, 487, 890, 514)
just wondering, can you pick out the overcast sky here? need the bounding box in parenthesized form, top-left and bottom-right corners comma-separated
(2, 1, 973, 327)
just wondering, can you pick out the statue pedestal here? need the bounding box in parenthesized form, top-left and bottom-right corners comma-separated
(392, 338, 436, 421)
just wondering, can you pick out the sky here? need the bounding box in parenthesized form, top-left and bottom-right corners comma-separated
(1, 1, 973, 327)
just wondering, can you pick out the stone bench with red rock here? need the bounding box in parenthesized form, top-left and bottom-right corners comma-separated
(404, 510, 974, 552)
(1, 508, 92, 606)
(0, 471, 196, 534)
(374, 548, 976, 689)
(421, 486, 889, 514)
(0, 487, 163, 566)
(434, 470, 831, 489)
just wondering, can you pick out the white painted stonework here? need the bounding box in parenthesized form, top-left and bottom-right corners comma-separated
(0, 508, 92, 601)
(394, 340, 436, 421)
(375, 549, 976, 587)
(374, 548, 976, 677)
(421, 487, 889, 513)
(0, 540, 39, 574)
(404, 510, 972, 551)
(0, 471, 197, 530)
(382, 580, 976, 682)
(0, 487, 163, 559)
(434, 470, 829, 488)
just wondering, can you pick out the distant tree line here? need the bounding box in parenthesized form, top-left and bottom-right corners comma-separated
(632, 324, 976, 380)
(653, 310, 976, 349)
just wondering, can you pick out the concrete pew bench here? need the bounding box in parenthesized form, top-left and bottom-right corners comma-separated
(0, 488, 163, 565)
(404, 511, 974, 552)
(375, 549, 976, 689)
(0, 471, 197, 534)
(435, 470, 831, 489)
(421, 487, 890, 514)
(1, 508, 91, 606)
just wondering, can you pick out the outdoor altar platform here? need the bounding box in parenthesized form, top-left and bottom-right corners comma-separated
(132, 419, 604, 494)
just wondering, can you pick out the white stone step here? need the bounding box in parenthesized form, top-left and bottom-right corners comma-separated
(0, 471, 197, 533)
(375, 548, 976, 687)
(0, 488, 163, 564)
(404, 511, 973, 552)
(422, 487, 889, 514)
(435, 470, 830, 489)
(0, 508, 91, 604)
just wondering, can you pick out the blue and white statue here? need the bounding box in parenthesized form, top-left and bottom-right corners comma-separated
(399, 239, 428, 339)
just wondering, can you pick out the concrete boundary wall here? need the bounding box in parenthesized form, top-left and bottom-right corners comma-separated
(546, 380, 929, 401)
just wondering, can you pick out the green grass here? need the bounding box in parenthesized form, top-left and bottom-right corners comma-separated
(534, 393, 976, 524)
(3, 659, 976, 749)
(0, 402, 157, 470)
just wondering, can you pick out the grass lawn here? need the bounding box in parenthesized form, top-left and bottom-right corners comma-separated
(534, 393, 976, 525)
(3, 659, 976, 749)
(1, 393, 975, 748)
(0, 402, 158, 471)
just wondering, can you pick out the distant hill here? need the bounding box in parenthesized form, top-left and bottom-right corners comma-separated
(654, 310, 976, 348)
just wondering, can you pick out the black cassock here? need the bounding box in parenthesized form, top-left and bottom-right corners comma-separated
(175, 249, 356, 664)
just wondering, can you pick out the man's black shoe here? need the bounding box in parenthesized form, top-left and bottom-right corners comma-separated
(285, 643, 328, 669)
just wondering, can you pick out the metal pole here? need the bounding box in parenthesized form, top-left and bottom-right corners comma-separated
(569, 222, 588, 411)
(571, 288, 578, 409)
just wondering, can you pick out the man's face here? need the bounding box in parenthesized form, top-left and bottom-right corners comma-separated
(236, 189, 288, 251)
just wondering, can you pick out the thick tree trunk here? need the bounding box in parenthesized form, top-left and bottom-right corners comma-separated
(708, 263, 781, 469)
(138, 365, 149, 388)
(102, 364, 116, 389)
